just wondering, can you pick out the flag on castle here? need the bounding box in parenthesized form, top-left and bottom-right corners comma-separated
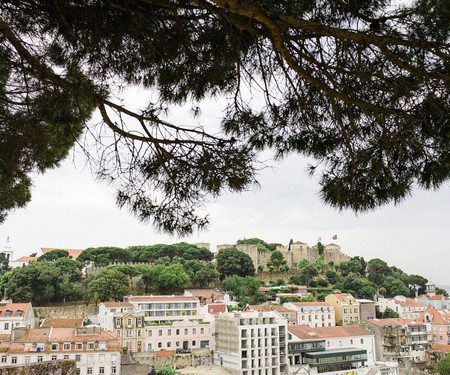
(332, 234, 338, 240)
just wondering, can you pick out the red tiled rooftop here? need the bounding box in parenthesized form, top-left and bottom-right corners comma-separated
(12, 256, 38, 262)
(431, 344, 450, 352)
(0, 303, 30, 317)
(393, 298, 427, 307)
(289, 325, 373, 339)
(329, 293, 356, 301)
(185, 290, 224, 298)
(367, 318, 425, 327)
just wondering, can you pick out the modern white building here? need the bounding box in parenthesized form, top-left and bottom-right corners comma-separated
(288, 325, 397, 375)
(283, 302, 336, 327)
(213, 311, 289, 375)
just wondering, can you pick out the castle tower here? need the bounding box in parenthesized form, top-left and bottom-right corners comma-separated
(425, 281, 436, 297)
(1, 236, 13, 260)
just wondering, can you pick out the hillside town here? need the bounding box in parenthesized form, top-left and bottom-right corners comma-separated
(0, 239, 448, 375)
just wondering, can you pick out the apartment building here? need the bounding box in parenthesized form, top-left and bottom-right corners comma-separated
(357, 299, 377, 321)
(213, 311, 289, 375)
(418, 308, 450, 346)
(145, 319, 211, 351)
(0, 302, 35, 334)
(125, 295, 202, 322)
(287, 325, 391, 375)
(325, 293, 359, 325)
(361, 318, 431, 363)
(1, 326, 120, 375)
(377, 296, 428, 320)
(283, 302, 336, 327)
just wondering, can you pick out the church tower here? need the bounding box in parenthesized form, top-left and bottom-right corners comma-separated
(1, 236, 14, 260)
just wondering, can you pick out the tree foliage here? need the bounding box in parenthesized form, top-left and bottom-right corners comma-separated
(381, 307, 400, 319)
(38, 249, 70, 262)
(435, 353, 450, 375)
(216, 247, 255, 280)
(1, 0, 448, 233)
(89, 269, 129, 302)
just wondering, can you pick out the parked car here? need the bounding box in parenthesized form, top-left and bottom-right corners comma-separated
(176, 348, 191, 354)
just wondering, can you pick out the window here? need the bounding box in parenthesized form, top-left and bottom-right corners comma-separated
(111, 367, 117, 374)
(127, 318, 132, 327)
(148, 330, 152, 337)
(137, 318, 143, 326)
(51, 355, 57, 361)
(158, 342, 162, 348)
(38, 356, 43, 362)
(87, 368, 93, 375)
(192, 340, 196, 346)
(200, 328, 204, 334)
(184, 329, 188, 335)
(76, 343, 83, 350)
(63, 343, 71, 350)
(25, 357, 31, 363)
(5, 310, 11, 317)
(4, 323, 9, 330)
(138, 329, 142, 337)
(158, 330, 162, 336)
(126, 329, 132, 337)
(64, 355, 69, 360)
(111, 354, 117, 363)
(99, 342, 106, 350)
(343, 308, 348, 314)
(176, 329, 180, 335)
(76, 355, 81, 362)
(100, 354, 105, 362)
(12, 357, 17, 364)
(76, 370, 80, 375)
(193, 328, 196, 335)
(99, 367, 105, 374)
(1, 356, 6, 363)
(51, 343, 58, 351)
(88, 355, 93, 363)
(116, 319, 122, 328)
(168, 329, 171, 336)
(87, 342, 95, 350)
(116, 330, 120, 337)
(168, 342, 171, 347)
(350, 339, 353, 345)
(361, 338, 364, 344)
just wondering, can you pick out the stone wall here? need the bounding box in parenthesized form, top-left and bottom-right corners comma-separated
(0, 360, 76, 375)
(131, 348, 211, 371)
(34, 305, 98, 320)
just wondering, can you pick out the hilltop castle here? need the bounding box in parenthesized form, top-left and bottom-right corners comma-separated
(216, 241, 351, 272)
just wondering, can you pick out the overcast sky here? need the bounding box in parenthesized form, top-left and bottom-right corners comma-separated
(1, 90, 449, 286)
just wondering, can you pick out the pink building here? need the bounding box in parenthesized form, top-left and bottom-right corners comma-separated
(283, 302, 336, 327)
(145, 319, 211, 351)
(418, 308, 450, 346)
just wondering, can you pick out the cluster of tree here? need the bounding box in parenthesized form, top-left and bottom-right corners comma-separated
(434, 353, 450, 375)
(236, 238, 281, 252)
(1, 0, 447, 236)
(221, 275, 266, 307)
(77, 243, 213, 267)
(216, 247, 255, 280)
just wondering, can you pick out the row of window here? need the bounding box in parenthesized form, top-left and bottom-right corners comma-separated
(342, 308, 358, 314)
(138, 303, 197, 310)
(49, 342, 106, 351)
(0, 309, 23, 317)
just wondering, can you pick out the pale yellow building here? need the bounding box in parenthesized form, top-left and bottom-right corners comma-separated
(325, 293, 360, 326)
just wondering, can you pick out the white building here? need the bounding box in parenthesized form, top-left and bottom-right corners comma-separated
(2, 326, 121, 375)
(213, 311, 288, 375)
(283, 302, 336, 327)
(377, 296, 428, 320)
(288, 325, 398, 375)
(0, 302, 35, 334)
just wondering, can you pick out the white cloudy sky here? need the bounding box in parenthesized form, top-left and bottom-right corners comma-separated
(1, 90, 449, 286)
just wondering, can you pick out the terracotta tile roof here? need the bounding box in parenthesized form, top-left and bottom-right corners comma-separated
(431, 344, 450, 352)
(417, 309, 450, 324)
(41, 248, 83, 259)
(185, 290, 224, 299)
(206, 304, 226, 315)
(293, 241, 307, 245)
(0, 334, 11, 342)
(12, 256, 38, 262)
(14, 328, 51, 342)
(428, 295, 446, 300)
(127, 295, 199, 303)
(0, 303, 30, 317)
(258, 287, 270, 292)
(288, 325, 373, 339)
(41, 319, 83, 328)
(102, 302, 134, 308)
(249, 305, 294, 313)
(329, 293, 356, 301)
(393, 298, 427, 307)
(367, 318, 425, 327)
(288, 302, 332, 307)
